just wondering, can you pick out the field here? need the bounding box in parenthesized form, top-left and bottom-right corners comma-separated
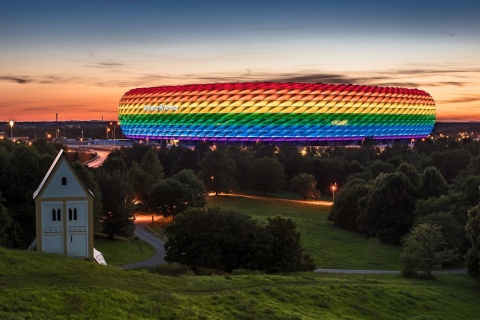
(206, 194, 403, 270)
(1, 247, 480, 319)
(94, 234, 155, 266)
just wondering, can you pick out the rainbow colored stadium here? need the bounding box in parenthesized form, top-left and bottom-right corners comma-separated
(118, 82, 436, 142)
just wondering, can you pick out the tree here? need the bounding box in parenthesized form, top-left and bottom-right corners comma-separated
(397, 162, 421, 189)
(400, 224, 459, 277)
(414, 212, 464, 251)
(72, 161, 103, 231)
(32, 138, 57, 156)
(164, 207, 258, 272)
(357, 172, 416, 244)
(251, 157, 286, 195)
(290, 173, 319, 199)
(250, 216, 315, 273)
(148, 178, 191, 220)
(419, 166, 448, 199)
(431, 149, 472, 183)
(140, 148, 164, 182)
(128, 161, 151, 204)
(0, 145, 51, 247)
(366, 160, 395, 179)
(198, 149, 237, 195)
(127, 149, 164, 206)
(164, 207, 315, 273)
(172, 169, 206, 208)
(0, 191, 12, 247)
(328, 179, 371, 232)
(456, 175, 480, 206)
(466, 205, 480, 282)
(101, 156, 128, 173)
(96, 170, 135, 239)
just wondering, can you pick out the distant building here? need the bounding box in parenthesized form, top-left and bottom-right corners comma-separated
(118, 82, 436, 143)
(33, 149, 94, 259)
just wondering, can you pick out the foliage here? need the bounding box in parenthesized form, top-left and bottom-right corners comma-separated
(290, 173, 319, 199)
(431, 149, 472, 183)
(0, 191, 12, 246)
(418, 166, 448, 199)
(148, 178, 192, 220)
(397, 162, 421, 189)
(172, 169, 207, 208)
(465, 205, 480, 282)
(100, 156, 128, 173)
(128, 161, 151, 204)
(32, 138, 57, 156)
(224, 145, 255, 189)
(140, 148, 164, 182)
(400, 224, 459, 276)
(165, 207, 315, 273)
(366, 160, 395, 179)
(72, 161, 103, 231)
(328, 179, 371, 232)
(198, 149, 237, 195)
(456, 175, 480, 206)
(357, 172, 416, 244)
(96, 170, 135, 239)
(128, 149, 164, 205)
(414, 212, 464, 251)
(250, 216, 315, 273)
(165, 207, 258, 272)
(208, 194, 403, 270)
(0, 145, 53, 247)
(251, 156, 286, 195)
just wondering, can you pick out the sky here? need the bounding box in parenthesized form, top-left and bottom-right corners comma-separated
(1, 0, 479, 122)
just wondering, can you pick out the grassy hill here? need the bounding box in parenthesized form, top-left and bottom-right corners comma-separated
(1, 247, 480, 319)
(207, 195, 402, 270)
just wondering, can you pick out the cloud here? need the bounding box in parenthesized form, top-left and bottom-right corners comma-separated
(83, 61, 125, 69)
(0, 75, 32, 84)
(441, 31, 456, 37)
(438, 96, 480, 104)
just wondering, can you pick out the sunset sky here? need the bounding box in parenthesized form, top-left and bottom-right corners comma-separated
(1, 0, 479, 122)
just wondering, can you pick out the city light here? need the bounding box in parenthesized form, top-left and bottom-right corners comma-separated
(331, 183, 337, 202)
(9, 121, 14, 138)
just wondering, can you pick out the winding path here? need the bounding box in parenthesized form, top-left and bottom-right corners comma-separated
(120, 197, 466, 275)
(122, 215, 167, 270)
(314, 268, 467, 275)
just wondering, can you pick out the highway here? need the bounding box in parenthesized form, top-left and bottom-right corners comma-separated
(86, 149, 111, 168)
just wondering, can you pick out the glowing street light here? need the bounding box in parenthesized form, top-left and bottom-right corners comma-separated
(9, 121, 14, 138)
(331, 183, 337, 202)
(106, 127, 111, 139)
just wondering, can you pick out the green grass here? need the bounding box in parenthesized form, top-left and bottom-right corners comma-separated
(240, 188, 334, 202)
(207, 194, 403, 270)
(94, 234, 155, 266)
(1, 247, 480, 319)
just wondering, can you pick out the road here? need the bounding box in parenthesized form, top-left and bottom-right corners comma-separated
(122, 214, 167, 270)
(86, 149, 111, 168)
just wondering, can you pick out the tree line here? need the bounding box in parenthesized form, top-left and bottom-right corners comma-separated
(1, 136, 480, 278)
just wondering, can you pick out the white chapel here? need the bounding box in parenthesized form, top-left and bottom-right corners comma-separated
(33, 149, 94, 259)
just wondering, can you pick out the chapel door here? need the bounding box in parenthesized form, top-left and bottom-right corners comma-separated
(66, 201, 88, 257)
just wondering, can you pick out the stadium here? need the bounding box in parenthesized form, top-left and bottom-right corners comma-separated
(118, 82, 436, 143)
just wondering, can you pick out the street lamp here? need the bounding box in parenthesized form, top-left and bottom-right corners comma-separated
(110, 122, 116, 147)
(106, 127, 110, 140)
(331, 183, 337, 202)
(9, 121, 14, 138)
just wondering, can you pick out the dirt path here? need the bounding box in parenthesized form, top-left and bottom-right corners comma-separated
(122, 215, 167, 270)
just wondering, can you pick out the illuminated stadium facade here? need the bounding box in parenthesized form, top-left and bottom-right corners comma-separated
(118, 82, 436, 143)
